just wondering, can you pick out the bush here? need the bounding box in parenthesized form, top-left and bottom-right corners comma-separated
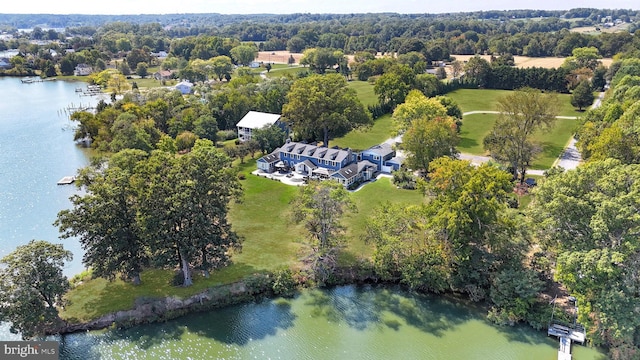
(216, 130, 237, 141)
(272, 269, 298, 297)
(237, 172, 246, 180)
(392, 168, 417, 190)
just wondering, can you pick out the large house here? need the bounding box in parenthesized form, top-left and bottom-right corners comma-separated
(257, 141, 404, 188)
(236, 111, 284, 142)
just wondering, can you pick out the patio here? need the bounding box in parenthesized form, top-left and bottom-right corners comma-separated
(252, 169, 308, 186)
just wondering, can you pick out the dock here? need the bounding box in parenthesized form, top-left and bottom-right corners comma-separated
(57, 176, 75, 185)
(548, 296, 586, 360)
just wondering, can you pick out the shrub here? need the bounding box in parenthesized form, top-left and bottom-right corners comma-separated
(272, 269, 298, 297)
(216, 130, 237, 141)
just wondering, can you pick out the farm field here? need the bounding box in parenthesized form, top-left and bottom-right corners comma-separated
(450, 54, 613, 69)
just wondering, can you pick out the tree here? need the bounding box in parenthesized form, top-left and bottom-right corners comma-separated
(562, 46, 601, 71)
(570, 80, 594, 111)
(392, 90, 448, 133)
(483, 88, 559, 183)
(210, 56, 233, 81)
(108, 73, 131, 95)
(56, 150, 150, 285)
(374, 64, 415, 109)
(282, 73, 372, 146)
(451, 59, 463, 78)
(290, 181, 356, 283)
(527, 159, 640, 355)
(136, 62, 148, 78)
(403, 116, 459, 173)
(299, 48, 344, 74)
(463, 55, 491, 87)
(0, 240, 72, 338)
(230, 44, 258, 66)
(252, 124, 288, 154)
(287, 54, 296, 66)
(139, 140, 242, 286)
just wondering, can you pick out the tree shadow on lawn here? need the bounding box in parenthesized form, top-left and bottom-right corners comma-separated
(303, 285, 475, 337)
(458, 136, 479, 151)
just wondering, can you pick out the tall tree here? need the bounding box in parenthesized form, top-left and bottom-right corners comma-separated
(56, 150, 150, 285)
(483, 87, 559, 183)
(252, 124, 288, 154)
(282, 73, 372, 146)
(0, 240, 72, 338)
(290, 181, 356, 283)
(230, 44, 258, 66)
(139, 140, 242, 286)
(528, 159, 640, 357)
(403, 116, 459, 173)
(570, 79, 595, 111)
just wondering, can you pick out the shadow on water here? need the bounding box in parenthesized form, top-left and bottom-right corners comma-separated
(303, 285, 475, 337)
(178, 297, 296, 345)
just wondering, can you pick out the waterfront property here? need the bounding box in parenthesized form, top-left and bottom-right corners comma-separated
(257, 140, 404, 188)
(73, 63, 93, 76)
(236, 111, 284, 142)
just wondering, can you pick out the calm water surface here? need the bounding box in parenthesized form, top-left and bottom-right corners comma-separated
(0, 77, 605, 359)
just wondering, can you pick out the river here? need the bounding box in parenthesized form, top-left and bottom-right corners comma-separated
(0, 77, 605, 359)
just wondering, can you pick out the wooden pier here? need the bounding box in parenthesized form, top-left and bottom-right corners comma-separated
(57, 176, 75, 185)
(548, 296, 586, 360)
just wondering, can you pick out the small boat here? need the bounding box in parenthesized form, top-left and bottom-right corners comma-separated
(57, 176, 76, 185)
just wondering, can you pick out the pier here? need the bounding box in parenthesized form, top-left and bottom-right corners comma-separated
(57, 176, 75, 185)
(548, 296, 586, 360)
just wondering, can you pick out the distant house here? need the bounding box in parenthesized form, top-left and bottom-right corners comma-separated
(175, 80, 193, 94)
(151, 51, 168, 58)
(0, 58, 11, 69)
(73, 63, 93, 76)
(359, 143, 403, 173)
(153, 70, 175, 81)
(236, 111, 283, 142)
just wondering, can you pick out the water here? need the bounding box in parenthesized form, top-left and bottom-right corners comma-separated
(0, 77, 100, 277)
(55, 285, 605, 359)
(0, 77, 606, 359)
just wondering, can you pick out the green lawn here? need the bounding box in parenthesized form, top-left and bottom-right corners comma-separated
(458, 113, 497, 155)
(331, 114, 394, 151)
(458, 113, 579, 169)
(342, 177, 424, 262)
(348, 80, 378, 106)
(447, 88, 588, 117)
(265, 65, 307, 78)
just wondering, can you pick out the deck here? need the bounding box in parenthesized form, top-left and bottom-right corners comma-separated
(57, 176, 75, 185)
(558, 336, 572, 360)
(548, 324, 586, 344)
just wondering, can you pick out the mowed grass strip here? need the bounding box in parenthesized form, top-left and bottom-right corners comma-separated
(331, 114, 393, 151)
(348, 80, 378, 107)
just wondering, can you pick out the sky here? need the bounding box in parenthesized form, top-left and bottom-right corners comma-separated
(1, 0, 638, 15)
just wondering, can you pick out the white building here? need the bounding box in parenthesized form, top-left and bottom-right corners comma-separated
(175, 80, 193, 94)
(236, 111, 283, 142)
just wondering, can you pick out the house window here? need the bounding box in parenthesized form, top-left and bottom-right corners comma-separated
(373, 155, 380, 160)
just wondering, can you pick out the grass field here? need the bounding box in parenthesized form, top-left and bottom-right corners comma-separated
(331, 114, 393, 150)
(458, 113, 579, 169)
(348, 80, 378, 106)
(447, 89, 588, 117)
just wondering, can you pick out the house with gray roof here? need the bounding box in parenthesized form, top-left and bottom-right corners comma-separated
(236, 111, 284, 142)
(360, 143, 404, 173)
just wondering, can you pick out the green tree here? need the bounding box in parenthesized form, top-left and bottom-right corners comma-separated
(463, 55, 491, 87)
(570, 80, 594, 111)
(392, 90, 448, 133)
(252, 124, 288, 154)
(282, 73, 372, 146)
(374, 64, 415, 109)
(403, 116, 459, 172)
(210, 56, 233, 81)
(107, 73, 131, 95)
(528, 159, 640, 355)
(483, 88, 559, 182)
(140, 140, 242, 286)
(0, 240, 72, 338)
(299, 48, 344, 74)
(135, 62, 148, 78)
(230, 44, 258, 66)
(290, 181, 356, 283)
(56, 150, 149, 285)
